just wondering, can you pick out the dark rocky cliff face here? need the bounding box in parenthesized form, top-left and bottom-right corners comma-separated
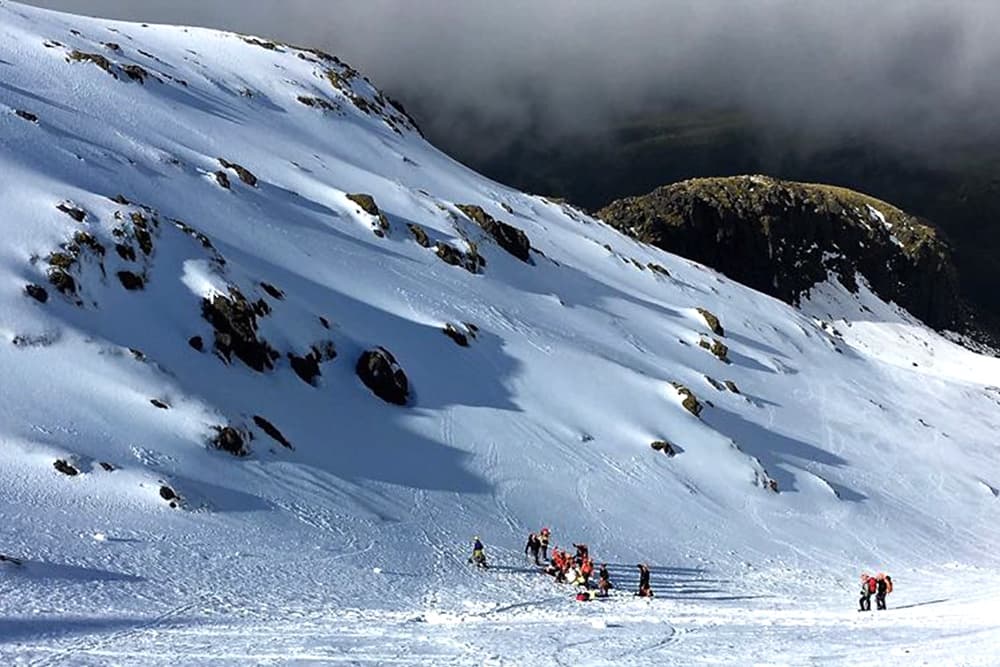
(599, 176, 987, 339)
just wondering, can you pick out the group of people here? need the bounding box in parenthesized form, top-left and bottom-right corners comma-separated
(859, 572, 893, 611)
(523, 529, 653, 600)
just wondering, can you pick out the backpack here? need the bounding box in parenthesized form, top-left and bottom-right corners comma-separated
(867, 578, 877, 593)
(885, 576, 893, 594)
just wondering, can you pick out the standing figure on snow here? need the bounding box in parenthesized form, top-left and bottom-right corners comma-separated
(524, 532, 542, 565)
(636, 563, 654, 597)
(875, 573, 892, 610)
(598, 563, 613, 596)
(469, 536, 488, 569)
(539, 527, 551, 560)
(859, 573, 875, 611)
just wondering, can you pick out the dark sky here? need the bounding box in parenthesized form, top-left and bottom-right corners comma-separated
(21, 1, 1000, 157)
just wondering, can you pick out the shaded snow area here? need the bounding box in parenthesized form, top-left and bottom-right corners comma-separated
(1, 2, 999, 664)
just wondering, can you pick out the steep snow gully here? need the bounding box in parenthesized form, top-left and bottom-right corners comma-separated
(1, 2, 999, 664)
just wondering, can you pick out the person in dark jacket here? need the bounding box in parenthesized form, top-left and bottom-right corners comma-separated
(859, 573, 875, 611)
(524, 533, 541, 565)
(597, 563, 612, 596)
(875, 573, 892, 610)
(636, 563, 653, 597)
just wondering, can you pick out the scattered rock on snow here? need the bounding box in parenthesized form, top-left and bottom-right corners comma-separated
(56, 202, 87, 222)
(723, 380, 741, 394)
(696, 308, 725, 336)
(15, 109, 38, 123)
(150, 399, 169, 409)
(442, 323, 470, 347)
(188, 335, 204, 352)
(650, 440, 677, 457)
(407, 223, 430, 248)
(671, 382, 703, 417)
(98, 461, 115, 472)
(201, 289, 278, 372)
(253, 415, 293, 449)
(53, 459, 80, 476)
(117, 270, 145, 290)
(346, 193, 390, 237)
(211, 425, 249, 456)
(218, 158, 258, 187)
(356, 346, 409, 405)
(259, 281, 284, 300)
(24, 284, 48, 303)
(456, 204, 532, 263)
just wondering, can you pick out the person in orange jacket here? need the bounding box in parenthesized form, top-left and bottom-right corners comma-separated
(580, 557, 594, 587)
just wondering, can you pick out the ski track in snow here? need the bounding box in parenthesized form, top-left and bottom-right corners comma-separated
(0, 2, 999, 664)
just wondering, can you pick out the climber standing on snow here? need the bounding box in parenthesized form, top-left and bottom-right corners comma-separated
(539, 527, 551, 560)
(636, 563, 653, 597)
(598, 563, 612, 596)
(469, 536, 487, 569)
(875, 573, 893, 610)
(859, 573, 876, 611)
(524, 532, 542, 565)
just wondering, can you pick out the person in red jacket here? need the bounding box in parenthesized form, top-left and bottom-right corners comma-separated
(580, 557, 594, 588)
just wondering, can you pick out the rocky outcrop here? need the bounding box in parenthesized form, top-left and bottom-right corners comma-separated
(201, 289, 278, 372)
(356, 347, 409, 405)
(456, 204, 532, 263)
(600, 176, 968, 333)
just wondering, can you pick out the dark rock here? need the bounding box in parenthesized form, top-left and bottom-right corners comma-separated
(15, 109, 38, 123)
(288, 351, 321, 386)
(253, 415, 293, 449)
(356, 347, 409, 405)
(25, 284, 48, 303)
(318, 316, 331, 329)
(346, 193, 390, 235)
(218, 158, 258, 187)
(158, 485, 177, 501)
(99, 461, 115, 472)
(47, 269, 77, 296)
(68, 50, 116, 77)
(723, 380, 741, 394)
(115, 243, 137, 261)
(650, 440, 677, 457)
(647, 262, 670, 276)
(456, 204, 532, 263)
(211, 426, 248, 456)
(243, 37, 281, 50)
(407, 223, 431, 248)
(110, 194, 131, 205)
(443, 323, 469, 347)
(671, 383, 703, 417)
(117, 271, 145, 290)
(297, 95, 337, 111)
(260, 281, 284, 299)
(696, 308, 724, 336)
(56, 202, 86, 222)
(188, 335, 204, 352)
(53, 459, 79, 476)
(150, 399, 169, 409)
(435, 243, 485, 274)
(214, 171, 231, 190)
(121, 64, 149, 83)
(201, 290, 277, 372)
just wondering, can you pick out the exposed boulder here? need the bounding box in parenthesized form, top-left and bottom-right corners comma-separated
(346, 193, 390, 237)
(456, 204, 532, 263)
(253, 415, 293, 449)
(214, 171, 231, 190)
(56, 202, 86, 222)
(442, 323, 470, 347)
(288, 341, 336, 386)
(201, 289, 278, 372)
(600, 176, 972, 336)
(53, 459, 79, 476)
(259, 281, 284, 300)
(188, 335, 204, 352)
(696, 308, 724, 336)
(150, 399, 169, 409)
(650, 440, 677, 457)
(15, 109, 38, 123)
(117, 270, 145, 290)
(407, 223, 430, 248)
(218, 158, 258, 187)
(211, 425, 249, 456)
(435, 242, 485, 274)
(98, 461, 115, 471)
(723, 380, 741, 394)
(356, 347, 409, 405)
(24, 284, 48, 303)
(671, 382, 703, 417)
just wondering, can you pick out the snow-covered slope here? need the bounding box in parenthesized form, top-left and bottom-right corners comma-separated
(1, 2, 999, 664)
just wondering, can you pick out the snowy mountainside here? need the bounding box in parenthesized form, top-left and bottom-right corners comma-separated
(1, 2, 999, 664)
